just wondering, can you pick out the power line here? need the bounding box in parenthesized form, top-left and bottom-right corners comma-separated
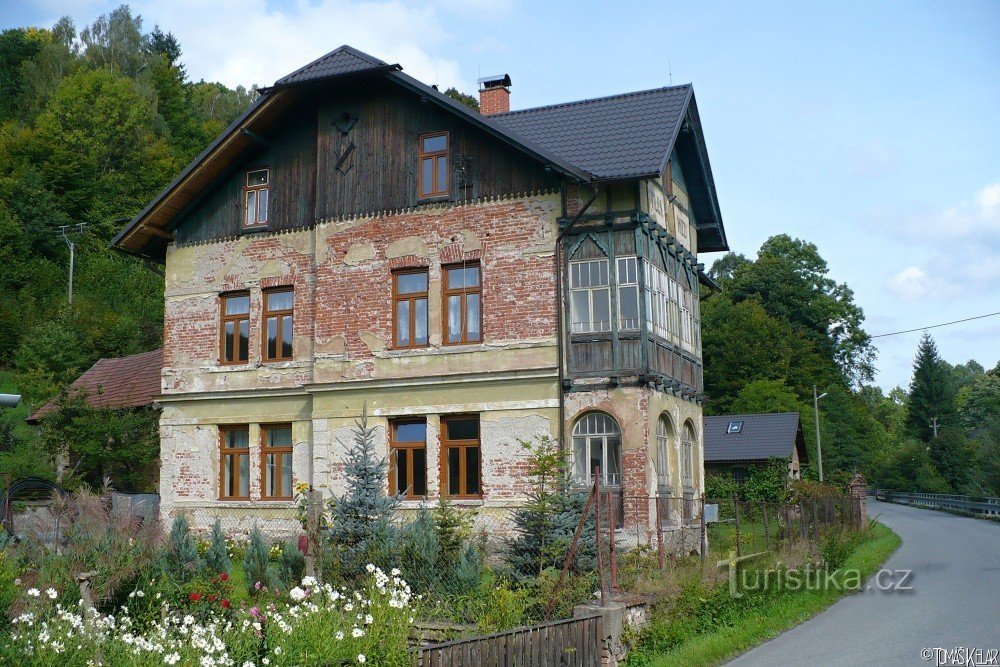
(870, 311, 1000, 339)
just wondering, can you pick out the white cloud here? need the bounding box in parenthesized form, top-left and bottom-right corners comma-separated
(886, 266, 933, 301)
(884, 181, 1000, 297)
(129, 0, 470, 90)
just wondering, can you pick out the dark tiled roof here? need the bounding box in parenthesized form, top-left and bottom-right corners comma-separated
(703, 412, 802, 463)
(491, 86, 692, 180)
(274, 45, 390, 87)
(28, 350, 162, 422)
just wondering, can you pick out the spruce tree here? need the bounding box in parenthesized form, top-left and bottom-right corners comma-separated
(906, 334, 957, 441)
(202, 518, 231, 575)
(327, 405, 398, 580)
(164, 515, 200, 583)
(243, 525, 272, 593)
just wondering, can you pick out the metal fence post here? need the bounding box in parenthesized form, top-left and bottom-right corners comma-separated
(733, 496, 742, 558)
(594, 469, 605, 607)
(655, 495, 666, 569)
(699, 494, 707, 563)
(762, 502, 770, 552)
(608, 489, 618, 595)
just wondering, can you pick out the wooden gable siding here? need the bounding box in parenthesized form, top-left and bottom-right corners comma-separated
(174, 104, 318, 244)
(315, 80, 558, 217)
(172, 79, 558, 245)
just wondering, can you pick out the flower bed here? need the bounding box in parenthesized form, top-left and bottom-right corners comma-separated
(0, 566, 415, 667)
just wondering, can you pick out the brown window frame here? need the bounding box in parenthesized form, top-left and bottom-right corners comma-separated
(440, 415, 482, 499)
(220, 291, 251, 365)
(260, 423, 294, 500)
(219, 425, 251, 500)
(442, 262, 482, 345)
(418, 132, 449, 199)
(392, 269, 430, 349)
(389, 419, 428, 500)
(243, 168, 270, 229)
(262, 287, 294, 362)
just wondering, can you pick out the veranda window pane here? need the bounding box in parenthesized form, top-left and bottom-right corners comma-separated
(571, 291, 590, 332)
(412, 448, 427, 496)
(414, 298, 428, 345)
(573, 437, 588, 481)
(447, 448, 460, 495)
(593, 288, 611, 331)
(466, 447, 480, 495)
(620, 285, 639, 329)
(466, 293, 480, 340)
(396, 300, 410, 346)
(590, 437, 604, 480)
(281, 316, 293, 357)
(607, 436, 622, 484)
(448, 295, 462, 342)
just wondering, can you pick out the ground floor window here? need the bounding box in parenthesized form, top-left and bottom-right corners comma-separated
(572, 412, 622, 486)
(262, 424, 293, 499)
(682, 420, 696, 489)
(220, 426, 250, 499)
(390, 420, 427, 498)
(441, 416, 481, 498)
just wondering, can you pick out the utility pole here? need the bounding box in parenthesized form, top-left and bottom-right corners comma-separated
(813, 385, 828, 482)
(58, 223, 86, 304)
(929, 416, 939, 439)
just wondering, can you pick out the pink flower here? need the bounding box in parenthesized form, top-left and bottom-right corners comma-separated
(250, 606, 260, 617)
(254, 581, 262, 591)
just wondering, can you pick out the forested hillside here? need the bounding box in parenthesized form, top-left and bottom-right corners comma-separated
(703, 237, 1000, 495)
(0, 6, 255, 480)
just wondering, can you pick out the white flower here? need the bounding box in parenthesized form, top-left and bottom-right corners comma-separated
(289, 586, 307, 602)
(365, 563, 376, 573)
(358, 655, 366, 664)
(344, 603, 354, 612)
(352, 627, 364, 638)
(301, 576, 317, 588)
(136, 590, 145, 598)
(242, 662, 255, 667)
(46, 588, 58, 599)
(391, 568, 401, 576)
(273, 647, 282, 655)
(27, 588, 40, 598)
(335, 631, 344, 640)
(364, 614, 373, 625)
(165, 653, 181, 665)
(262, 659, 270, 666)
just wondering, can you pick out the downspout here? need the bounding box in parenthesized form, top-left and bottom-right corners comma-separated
(555, 185, 600, 454)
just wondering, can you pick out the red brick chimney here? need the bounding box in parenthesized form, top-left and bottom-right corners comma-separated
(478, 74, 511, 115)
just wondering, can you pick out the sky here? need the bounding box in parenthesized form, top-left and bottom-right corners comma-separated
(5, 0, 999, 391)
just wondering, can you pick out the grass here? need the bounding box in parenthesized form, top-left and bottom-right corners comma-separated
(641, 523, 901, 667)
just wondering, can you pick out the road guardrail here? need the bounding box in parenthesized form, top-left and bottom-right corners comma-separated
(875, 490, 1000, 517)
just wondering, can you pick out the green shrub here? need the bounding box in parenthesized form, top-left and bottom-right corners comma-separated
(820, 526, 865, 569)
(472, 573, 531, 633)
(276, 540, 305, 588)
(0, 550, 18, 625)
(398, 509, 440, 593)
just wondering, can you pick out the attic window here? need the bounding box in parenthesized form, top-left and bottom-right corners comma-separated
(243, 168, 269, 229)
(419, 132, 449, 198)
(727, 421, 743, 434)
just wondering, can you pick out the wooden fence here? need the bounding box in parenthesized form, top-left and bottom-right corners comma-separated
(412, 613, 604, 666)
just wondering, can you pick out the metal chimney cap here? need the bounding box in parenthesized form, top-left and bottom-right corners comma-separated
(477, 74, 511, 89)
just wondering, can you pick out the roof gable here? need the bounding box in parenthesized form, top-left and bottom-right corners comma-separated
(272, 45, 392, 87)
(703, 412, 804, 463)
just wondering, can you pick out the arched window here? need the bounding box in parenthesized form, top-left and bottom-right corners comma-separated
(572, 412, 622, 486)
(655, 414, 673, 489)
(682, 421, 696, 489)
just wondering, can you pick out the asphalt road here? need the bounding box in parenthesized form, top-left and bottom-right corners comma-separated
(728, 499, 1000, 667)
